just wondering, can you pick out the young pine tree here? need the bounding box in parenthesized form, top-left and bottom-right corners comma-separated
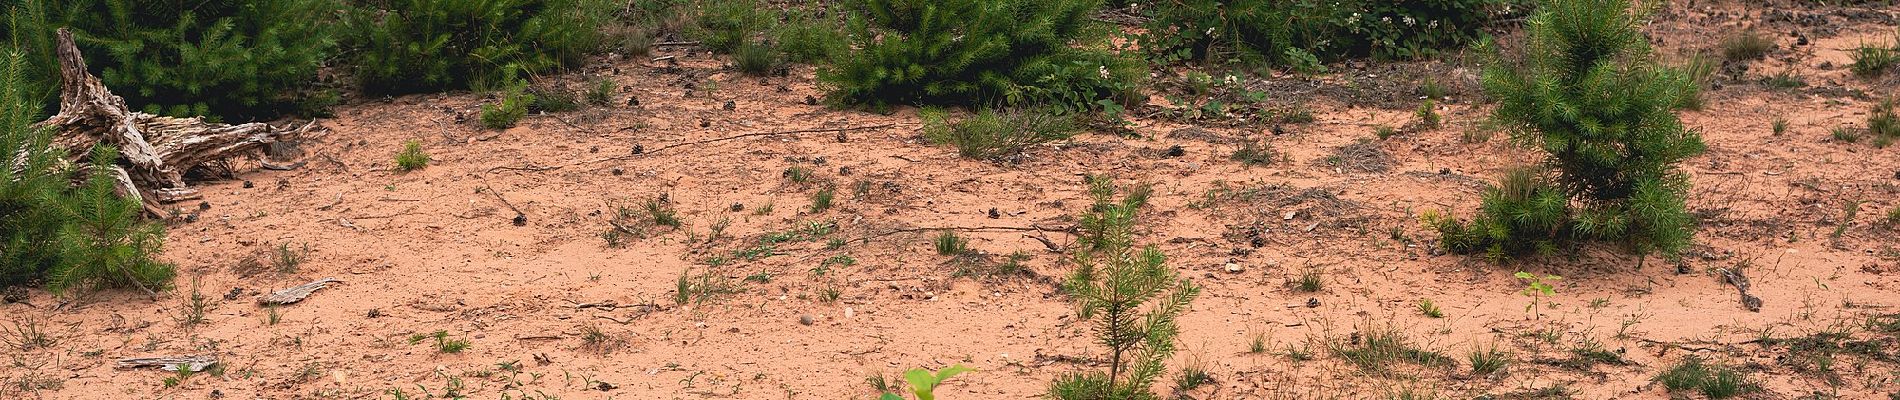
(1447, 0, 1705, 260)
(0, 49, 174, 293)
(7, 0, 344, 120)
(1051, 177, 1199, 400)
(0, 49, 68, 286)
(48, 147, 177, 294)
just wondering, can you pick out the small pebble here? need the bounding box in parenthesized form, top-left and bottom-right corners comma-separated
(798, 315, 814, 325)
(1224, 263, 1244, 273)
(1164, 145, 1185, 157)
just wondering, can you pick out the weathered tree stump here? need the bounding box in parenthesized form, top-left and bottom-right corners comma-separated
(37, 28, 311, 215)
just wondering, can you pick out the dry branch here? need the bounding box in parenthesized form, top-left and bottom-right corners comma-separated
(37, 28, 309, 214)
(257, 277, 340, 305)
(116, 355, 217, 372)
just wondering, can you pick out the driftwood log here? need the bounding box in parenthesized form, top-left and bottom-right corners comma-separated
(37, 28, 310, 215)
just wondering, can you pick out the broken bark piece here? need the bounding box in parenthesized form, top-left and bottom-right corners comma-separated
(37, 28, 312, 214)
(257, 277, 340, 305)
(116, 355, 217, 372)
(1718, 267, 1763, 312)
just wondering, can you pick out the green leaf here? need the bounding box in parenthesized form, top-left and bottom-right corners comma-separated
(880, 393, 904, 400)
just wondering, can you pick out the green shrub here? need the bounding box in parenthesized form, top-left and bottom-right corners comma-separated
(1424, 168, 1569, 262)
(822, 0, 1142, 110)
(691, 0, 770, 53)
(0, 50, 173, 293)
(5, 0, 344, 120)
(1719, 30, 1774, 62)
(49, 148, 177, 294)
(1138, 0, 1510, 68)
(921, 107, 1078, 161)
(772, 10, 846, 64)
(480, 88, 533, 129)
(342, 0, 616, 95)
(0, 50, 72, 287)
(395, 140, 430, 171)
(733, 41, 778, 76)
(585, 78, 615, 105)
(1051, 178, 1196, 400)
(1451, 0, 1705, 260)
(527, 82, 581, 112)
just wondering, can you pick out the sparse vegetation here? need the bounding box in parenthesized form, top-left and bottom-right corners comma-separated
(1870, 98, 1898, 147)
(410, 330, 471, 354)
(933, 231, 967, 256)
(1655, 357, 1751, 399)
(1293, 268, 1324, 292)
(1515, 272, 1560, 320)
(1415, 100, 1441, 129)
(1330, 321, 1452, 371)
(1849, 31, 1899, 78)
(674, 269, 740, 306)
(1719, 30, 1774, 62)
(1468, 344, 1510, 376)
(1230, 140, 1281, 166)
(811, 186, 836, 212)
(922, 107, 1078, 161)
(877, 364, 971, 400)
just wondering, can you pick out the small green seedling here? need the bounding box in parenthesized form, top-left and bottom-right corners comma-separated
(1514, 272, 1560, 320)
(879, 364, 972, 400)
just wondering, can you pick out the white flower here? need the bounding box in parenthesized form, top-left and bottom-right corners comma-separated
(1381, 16, 1392, 24)
(1403, 16, 1416, 26)
(1099, 65, 1110, 79)
(1429, 20, 1440, 29)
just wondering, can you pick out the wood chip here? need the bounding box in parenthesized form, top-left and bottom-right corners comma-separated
(258, 277, 340, 305)
(116, 355, 217, 372)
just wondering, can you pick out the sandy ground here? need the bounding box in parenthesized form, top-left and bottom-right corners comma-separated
(4, 1, 1900, 399)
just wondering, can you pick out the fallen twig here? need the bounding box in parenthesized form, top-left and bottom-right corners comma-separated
(482, 185, 527, 225)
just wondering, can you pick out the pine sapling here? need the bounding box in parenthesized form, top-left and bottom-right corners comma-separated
(1051, 177, 1198, 400)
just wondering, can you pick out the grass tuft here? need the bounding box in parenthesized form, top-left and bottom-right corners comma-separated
(396, 140, 429, 171)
